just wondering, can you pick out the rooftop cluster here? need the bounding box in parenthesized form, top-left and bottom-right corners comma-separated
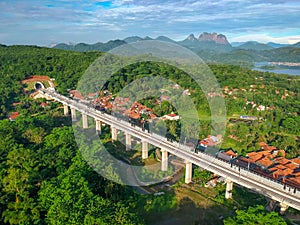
(70, 90, 157, 121)
(223, 142, 300, 188)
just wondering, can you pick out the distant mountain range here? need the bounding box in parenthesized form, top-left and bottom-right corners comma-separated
(52, 32, 300, 65)
(231, 41, 290, 49)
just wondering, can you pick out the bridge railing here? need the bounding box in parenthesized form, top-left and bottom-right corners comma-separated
(195, 150, 300, 197)
(42, 89, 300, 200)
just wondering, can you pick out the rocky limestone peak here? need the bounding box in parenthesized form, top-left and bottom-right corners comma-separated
(187, 33, 197, 41)
(198, 32, 229, 45)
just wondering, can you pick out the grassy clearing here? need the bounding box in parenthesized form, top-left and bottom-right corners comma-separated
(143, 183, 233, 225)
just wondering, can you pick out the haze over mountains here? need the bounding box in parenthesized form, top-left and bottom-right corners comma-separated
(53, 32, 300, 65)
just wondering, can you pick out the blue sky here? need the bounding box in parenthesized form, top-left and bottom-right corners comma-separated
(0, 0, 300, 46)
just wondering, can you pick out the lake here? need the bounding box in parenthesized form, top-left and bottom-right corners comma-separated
(252, 62, 300, 76)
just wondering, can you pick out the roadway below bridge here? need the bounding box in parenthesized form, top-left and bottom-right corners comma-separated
(39, 88, 300, 213)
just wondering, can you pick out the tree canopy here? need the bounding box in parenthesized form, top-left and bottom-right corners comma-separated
(224, 205, 288, 225)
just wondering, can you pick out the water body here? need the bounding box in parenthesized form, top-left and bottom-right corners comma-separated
(253, 62, 300, 76)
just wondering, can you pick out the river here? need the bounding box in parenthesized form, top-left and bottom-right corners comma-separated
(252, 62, 300, 76)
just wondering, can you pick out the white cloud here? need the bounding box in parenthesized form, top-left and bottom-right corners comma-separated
(0, 0, 300, 45)
(231, 34, 300, 44)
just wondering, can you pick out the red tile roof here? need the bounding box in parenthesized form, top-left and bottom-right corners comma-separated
(40, 102, 49, 107)
(256, 157, 274, 168)
(274, 157, 290, 165)
(123, 102, 156, 120)
(260, 150, 272, 157)
(284, 163, 299, 170)
(225, 150, 237, 157)
(87, 92, 98, 98)
(258, 142, 278, 152)
(268, 167, 279, 172)
(9, 112, 20, 121)
(240, 157, 255, 164)
(272, 168, 294, 179)
(247, 152, 263, 162)
(69, 90, 85, 100)
(272, 149, 286, 158)
(259, 142, 267, 147)
(292, 172, 300, 177)
(285, 177, 300, 185)
(274, 164, 288, 170)
(291, 158, 300, 165)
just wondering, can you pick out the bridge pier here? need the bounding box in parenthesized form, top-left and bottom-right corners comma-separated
(125, 133, 131, 151)
(185, 161, 192, 184)
(82, 113, 88, 129)
(225, 179, 233, 199)
(142, 140, 148, 159)
(70, 107, 77, 122)
(95, 120, 102, 134)
(161, 149, 168, 171)
(63, 104, 69, 116)
(266, 199, 277, 211)
(279, 202, 289, 215)
(111, 126, 117, 142)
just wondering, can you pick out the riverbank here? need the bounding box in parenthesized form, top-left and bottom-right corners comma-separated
(253, 62, 300, 76)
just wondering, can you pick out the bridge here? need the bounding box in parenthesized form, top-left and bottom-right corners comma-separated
(39, 88, 300, 214)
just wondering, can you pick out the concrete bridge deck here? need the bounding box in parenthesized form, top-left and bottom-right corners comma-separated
(39, 88, 300, 213)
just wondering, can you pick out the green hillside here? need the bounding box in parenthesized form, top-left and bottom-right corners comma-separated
(0, 44, 298, 225)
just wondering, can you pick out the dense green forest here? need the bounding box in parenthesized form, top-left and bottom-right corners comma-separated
(0, 45, 299, 155)
(0, 45, 102, 116)
(85, 60, 299, 157)
(0, 105, 147, 224)
(0, 45, 298, 224)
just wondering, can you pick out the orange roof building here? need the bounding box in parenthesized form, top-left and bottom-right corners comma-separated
(225, 150, 238, 158)
(291, 158, 300, 165)
(246, 152, 263, 162)
(9, 112, 20, 121)
(273, 157, 290, 165)
(285, 177, 300, 186)
(256, 157, 274, 168)
(123, 102, 156, 120)
(272, 149, 286, 158)
(69, 90, 85, 100)
(292, 172, 300, 177)
(259, 142, 268, 148)
(272, 168, 294, 179)
(40, 102, 49, 108)
(285, 163, 299, 170)
(258, 142, 278, 152)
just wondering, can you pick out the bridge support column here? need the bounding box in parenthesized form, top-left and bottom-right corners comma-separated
(266, 199, 277, 211)
(185, 161, 192, 184)
(225, 179, 233, 199)
(63, 104, 69, 116)
(279, 202, 289, 215)
(71, 107, 77, 122)
(142, 140, 148, 159)
(125, 133, 131, 151)
(111, 126, 117, 142)
(82, 114, 88, 129)
(161, 149, 168, 171)
(95, 120, 102, 134)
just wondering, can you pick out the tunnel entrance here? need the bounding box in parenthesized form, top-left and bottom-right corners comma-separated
(35, 82, 45, 89)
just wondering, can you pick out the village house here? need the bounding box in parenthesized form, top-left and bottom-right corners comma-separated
(69, 90, 85, 100)
(163, 112, 180, 121)
(9, 112, 20, 121)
